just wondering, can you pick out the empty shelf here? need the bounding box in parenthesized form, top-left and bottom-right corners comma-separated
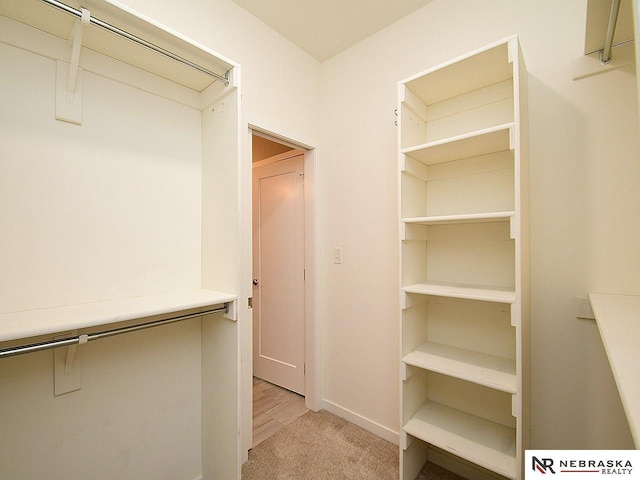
(402, 123, 513, 166)
(404, 400, 516, 479)
(403, 282, 515, 303)
(403, 342, 516, 393)
(402, 211, 514, 226)
(0, 289, 236, 344)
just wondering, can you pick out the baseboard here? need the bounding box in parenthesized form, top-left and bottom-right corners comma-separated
(320, 399, 399, 445)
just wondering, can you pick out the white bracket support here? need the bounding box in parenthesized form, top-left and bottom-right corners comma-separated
(64, 344, 77, 374)
(223, 300, 237, 321)
(56, 8, 90, 124)
(400, 430, 411, 451)
(509, 215, 516, 240)
(507, 36, 517, 65)
(511, 393, 520, 418)
(575, 296, 596, 320)
(54, 331, 83, 396)
(508, 124, 515, 151)
(402, 362, 412, 382)
(572, 42, 636, 81)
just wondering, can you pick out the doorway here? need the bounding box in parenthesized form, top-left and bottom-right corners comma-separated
(243, 128, 318, 459)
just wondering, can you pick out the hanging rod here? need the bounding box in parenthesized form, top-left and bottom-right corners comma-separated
(38, 0, 230, 86)
(600, 0, 621, 64)
(0, 302, 229, 359)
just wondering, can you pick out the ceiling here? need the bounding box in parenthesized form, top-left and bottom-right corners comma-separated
(231, 0, 434, 62)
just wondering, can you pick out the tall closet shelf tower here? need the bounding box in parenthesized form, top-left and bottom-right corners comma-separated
(0, 0, 243, 478)
(398, 36, 529, 480)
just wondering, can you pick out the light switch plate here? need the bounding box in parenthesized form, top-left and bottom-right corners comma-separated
(334, 247, 343, 264)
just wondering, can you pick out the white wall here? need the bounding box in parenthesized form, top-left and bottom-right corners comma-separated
(0, 43, 203, 313)
(118, 0, 321, 146)
(320, 0, 638, 450)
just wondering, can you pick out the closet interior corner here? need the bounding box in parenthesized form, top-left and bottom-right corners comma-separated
(0, 0, 243, 478)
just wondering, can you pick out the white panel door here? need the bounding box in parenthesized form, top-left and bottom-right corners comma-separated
(252, 155, 305, 394)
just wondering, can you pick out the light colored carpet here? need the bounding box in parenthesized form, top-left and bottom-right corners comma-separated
(242, 409, 398, 479)
(242, 409, 468, 480)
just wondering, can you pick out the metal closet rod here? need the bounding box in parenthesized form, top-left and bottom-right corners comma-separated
(38, 0, 230, 85)
(0, 302, 229, 359)
(600, 0, 621, 64)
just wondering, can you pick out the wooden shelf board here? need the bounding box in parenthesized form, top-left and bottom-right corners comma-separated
(402, 211, 514, 226)
(403, 39, 513, 106)
(589, 293, 640, 447)
(402, 123, 513, 166)
(403, 283, 515, 304)
(403, 342, 516, 393)
(404, 400, 517, 479)
(0, 289, 237, 344)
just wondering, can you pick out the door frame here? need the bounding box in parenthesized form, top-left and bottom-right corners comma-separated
(240, 124, 319, 461)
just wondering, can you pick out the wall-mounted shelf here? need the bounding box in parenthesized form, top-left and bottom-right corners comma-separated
(0, 289, 237, 346)
(404, 400, 517, 479)
(402, 211, 514, 226)
(403, 282, 516, 304)
(402, 123, 513, 166)
(589, 293, 640, 446)
(1, 0, 233, 92)
(403, 341, 516, 393)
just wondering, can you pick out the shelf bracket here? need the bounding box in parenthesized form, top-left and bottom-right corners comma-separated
(55, 8, 90, 124)
(511, 393, 520, 418)
(400, 430, 411, 450)
(54, 331, 83, 396)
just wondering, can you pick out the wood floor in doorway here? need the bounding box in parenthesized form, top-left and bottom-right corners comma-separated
(252, 377, 308, 448)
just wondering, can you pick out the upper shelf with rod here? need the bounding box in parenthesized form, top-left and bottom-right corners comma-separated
(573, 0, 636, 79)
(0, 0, 236, 92)
(0, 289, 237, 355)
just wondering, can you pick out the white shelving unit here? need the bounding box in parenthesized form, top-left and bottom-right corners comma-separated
(398, 36, 529, 480)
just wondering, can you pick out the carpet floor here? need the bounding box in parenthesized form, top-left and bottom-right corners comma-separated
(242, 409, 466, 480)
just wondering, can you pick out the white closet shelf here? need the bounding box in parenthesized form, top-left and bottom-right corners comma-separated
(402, 211, 514, 226)
(1, 0, 234, 91)
(403, 342, 516, 393)
(404, 400, 516, 479)
(403, 40, 512, 107)
(0, 289, 237, 344)
(589, 293, 640, 447)
(402, 123, 513, 166)
(403, 282, 516, 304)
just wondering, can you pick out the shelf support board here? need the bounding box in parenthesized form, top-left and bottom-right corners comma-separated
(55, 9, 90, 124)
